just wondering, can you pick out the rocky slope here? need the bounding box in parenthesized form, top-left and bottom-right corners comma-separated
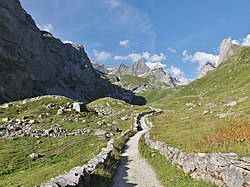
(0, 0, 143, 104)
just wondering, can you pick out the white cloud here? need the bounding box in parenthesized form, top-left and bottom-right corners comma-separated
(93, 50, 112, 61)
(114, 51, 166, 63)
(63, 40, 73, 44)
(167, 47, 176, 53)
(231, 39, 240, 45)
(242, 34, 250, 46)
(168, 65, 184, 77)
(183, 50, 219, 68)
(119, 40, 130, 47)
(39, 23, 53, 32)
(145, 62, 166, 70)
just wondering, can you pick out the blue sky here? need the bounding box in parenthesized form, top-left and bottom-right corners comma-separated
(20, 0, 250, 79)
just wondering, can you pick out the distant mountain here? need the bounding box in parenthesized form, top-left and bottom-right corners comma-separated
(91, 60, 189, 87)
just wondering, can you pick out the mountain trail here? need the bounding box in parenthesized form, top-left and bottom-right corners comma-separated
(111, 116, 163, 187)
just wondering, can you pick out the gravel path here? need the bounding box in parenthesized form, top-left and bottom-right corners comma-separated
(111, 116, 163, 187)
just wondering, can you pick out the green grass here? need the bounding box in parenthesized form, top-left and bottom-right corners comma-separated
(139, 136, 217, 187)
(0, 96, 145, 186)
(0, 135, 103, 186)
(148, 45, 250, 156)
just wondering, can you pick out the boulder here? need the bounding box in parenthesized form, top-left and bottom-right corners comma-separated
(73, 102, 86, 112)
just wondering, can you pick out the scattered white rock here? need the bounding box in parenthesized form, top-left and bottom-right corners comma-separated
(203, 110, 209, 115)
(226, 101, 237, 107)
(2, 117, 10, 122)
(216, 113, 227, 118)
(28, 153, 41, 159)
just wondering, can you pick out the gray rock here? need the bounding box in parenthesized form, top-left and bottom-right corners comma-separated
(94, 129, 107, 136)
(28, 153, 42, 159)
(227, 101, 237, 107)
(220, 165, 245, 187)
(203, 110, 209, 115)
(110, 126, 121, 133)
(73, 102, 86, 112)
(57, 108, 65, 115)
(2, 117, 10, 122)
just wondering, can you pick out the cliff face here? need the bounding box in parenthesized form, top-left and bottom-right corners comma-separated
(0, 0, 143, 104)
(218, 39, 236, 65)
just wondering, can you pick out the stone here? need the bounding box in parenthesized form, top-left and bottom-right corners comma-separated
(216, 113, 227, 118)
(2, 117, 10, 122)
(121, 116, 129, 121)
(46, 103, 55, 109)
(203, 110, 209, 115)
(28, 153, 42, 159)
(57, 108, 65, 115)
(220, 165, 245, 187)
(110, 126, 121, 133)
(1, 103, 13, 109)
(28, 119, 37, 124)
(94, 129, 107, 136)
(227, 101, 237, 107)
(73, 102, 86, 112)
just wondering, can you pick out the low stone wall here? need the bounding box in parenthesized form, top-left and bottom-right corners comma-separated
(40, 111, 149, 187)
(143, 117, 250, 187)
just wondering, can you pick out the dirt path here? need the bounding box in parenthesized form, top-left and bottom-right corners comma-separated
(111, 116, 163, 187)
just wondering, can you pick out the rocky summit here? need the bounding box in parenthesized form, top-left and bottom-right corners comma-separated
(92, 60, 188, 87)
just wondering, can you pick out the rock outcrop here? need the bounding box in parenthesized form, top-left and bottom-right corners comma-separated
(0, 0, 143, 104)
(218, 38, 237, 65)
(197, 62, 216, 79)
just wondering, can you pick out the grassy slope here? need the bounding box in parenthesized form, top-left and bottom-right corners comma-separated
(0, 96, 146, 186)
(149, 46, 250, 156)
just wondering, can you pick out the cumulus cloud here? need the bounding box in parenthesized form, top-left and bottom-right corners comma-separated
(167, 47, 176, 53)
(39, 23, 53, 32)
(114, 51, 166, 63)
(168, 65, 184, 77)
(146, 62, 166, 69)
(231, 39, 240, 45)
(119, 40, 130, 47)
(93, 50, 112, 61)
(242, 34, 250, 46)
(183, 50, 219, 68)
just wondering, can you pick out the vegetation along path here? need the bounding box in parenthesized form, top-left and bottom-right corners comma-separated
(111, 114, 163, 187)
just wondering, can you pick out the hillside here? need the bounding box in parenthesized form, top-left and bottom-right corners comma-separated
(0, 95, 147, 186)
(148, 44, 250, 156)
